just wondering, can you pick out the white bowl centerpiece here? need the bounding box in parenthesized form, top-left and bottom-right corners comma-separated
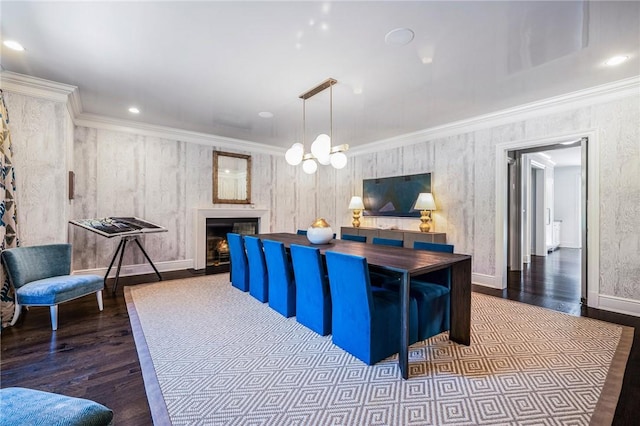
(306, 218, 334, 244)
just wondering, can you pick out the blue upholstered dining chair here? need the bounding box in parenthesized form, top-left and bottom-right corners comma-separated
(263, 240, 296, 318)
(296, 229, 307, 236)
(413, 241, 454, 253)
(382, 241, 454, 341)
(290, 244, 331, 335)
(1, 244, 104, 331)
(244, 236, 269, 303)
(341, 234, 366, 243)
(369, 236, 405, 286)
(372, 237, 403, 247)
(227, 233, 250, 292)
(412, 241, 454, 337)
(325, 251, 419, 365)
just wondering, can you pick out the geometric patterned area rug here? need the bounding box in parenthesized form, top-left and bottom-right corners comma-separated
(125, 274, 633, 426)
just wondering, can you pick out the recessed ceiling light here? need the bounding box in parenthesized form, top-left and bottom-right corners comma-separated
(128, 107, 140, 114)
(258, 111, 273, 118)
(385, 28, 414, 46)
(3, 40, 25, 51)
(604, 55, 629, 66)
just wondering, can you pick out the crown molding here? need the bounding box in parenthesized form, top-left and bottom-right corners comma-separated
(1, 71, 282, 155)
(74, 113, 283, 155)
(350, 76, 640, 155)
(3, 71, 637, 158)
(0, 71, 77, 103)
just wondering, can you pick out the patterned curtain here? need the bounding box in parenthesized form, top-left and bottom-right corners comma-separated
(0, 90, 20, 329)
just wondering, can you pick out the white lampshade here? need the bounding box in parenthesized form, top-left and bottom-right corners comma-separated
(348, 196, 365, 210)
(330, 151, 347, 169)
(285, 143, 304, 165)
(317, 153, 332, 165)
(413, 192, 436, 210)
(302, 158, 318, 174)
(311, 134, 331, 159)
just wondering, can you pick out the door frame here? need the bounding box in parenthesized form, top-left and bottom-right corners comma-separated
(494, 129, 600, 307)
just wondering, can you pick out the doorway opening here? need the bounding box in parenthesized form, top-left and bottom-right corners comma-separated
(505, 137, 589, 309)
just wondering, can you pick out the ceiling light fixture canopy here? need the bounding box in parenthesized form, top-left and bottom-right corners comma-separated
(285, 78, 349, 174)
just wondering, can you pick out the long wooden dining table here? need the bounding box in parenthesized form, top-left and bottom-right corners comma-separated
(257, 233, 472, 380)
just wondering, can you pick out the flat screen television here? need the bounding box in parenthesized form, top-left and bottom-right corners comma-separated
(362, 173, 431, 217)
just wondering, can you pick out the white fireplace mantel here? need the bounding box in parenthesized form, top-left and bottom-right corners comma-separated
(194, 207, 270, 270)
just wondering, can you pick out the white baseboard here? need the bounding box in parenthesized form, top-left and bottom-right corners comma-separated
(74, 259, 194, 278)
(472, 273, 502, 289)
(559, 242, 582, 249)
(595, 294, 640, 318)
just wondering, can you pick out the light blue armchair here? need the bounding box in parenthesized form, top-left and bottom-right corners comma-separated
(1, 244, 104, 331)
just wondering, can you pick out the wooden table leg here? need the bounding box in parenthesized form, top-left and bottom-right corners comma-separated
(399, 271, 410, 379)
(449, 257, 472, 345)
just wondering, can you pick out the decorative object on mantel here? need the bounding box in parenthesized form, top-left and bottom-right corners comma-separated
(284, 78, 349, 174)
(413, 192, 437, 232)
(348, 196, 365, 227)
(306, 218, 334, 244)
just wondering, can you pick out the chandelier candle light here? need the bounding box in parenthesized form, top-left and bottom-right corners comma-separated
(285, 78, 349, 173)
(348, 196, 365, 227)
(413, 192, 436, 232)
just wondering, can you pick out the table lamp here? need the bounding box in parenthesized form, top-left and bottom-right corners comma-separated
(413, 192, 436, 232)
(348, 196, 365, 228)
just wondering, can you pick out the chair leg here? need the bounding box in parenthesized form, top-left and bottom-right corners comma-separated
(10, 303, 21, 326)
(96, 290, 104, 311)
(50, 305, 59, 331)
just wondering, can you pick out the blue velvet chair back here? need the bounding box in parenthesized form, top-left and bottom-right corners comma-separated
(325, 251, 418, 365)
(296, 229, 307, 236)
(372, 237, 403, 247)
(263, 240, 296, 318)
(227, 233, 250, 292)
(410, 240, 454, 340)
(413, 241, 454, 288)
(244, 236, 269, 303)
(2, 244, 72, 289)
(341, 234, 366, 243)
(290, 244, 332, 335)
(413, 241, 454, 253)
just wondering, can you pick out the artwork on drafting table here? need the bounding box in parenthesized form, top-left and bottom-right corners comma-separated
(70, 217, 167, 238)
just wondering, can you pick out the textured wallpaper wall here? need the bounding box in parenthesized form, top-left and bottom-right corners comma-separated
(4, 90, 639, 303)
(3, 93, 71, 246)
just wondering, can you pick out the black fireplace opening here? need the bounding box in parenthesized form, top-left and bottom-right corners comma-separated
(206, 217, 259, 274)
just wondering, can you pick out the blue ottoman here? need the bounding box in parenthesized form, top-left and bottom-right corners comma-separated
(0, 387, 113, 425)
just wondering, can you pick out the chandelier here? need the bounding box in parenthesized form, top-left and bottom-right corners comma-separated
(285, 78, 349, 174)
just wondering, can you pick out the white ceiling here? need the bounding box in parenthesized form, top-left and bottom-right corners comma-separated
(1, 1, 639, 149)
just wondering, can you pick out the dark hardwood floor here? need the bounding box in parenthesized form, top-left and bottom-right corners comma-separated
(2, 252, 638, 425)
(0, 270, 203, 425)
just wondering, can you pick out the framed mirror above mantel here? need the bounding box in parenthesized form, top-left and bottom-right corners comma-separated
(213, 151, 252, 204)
